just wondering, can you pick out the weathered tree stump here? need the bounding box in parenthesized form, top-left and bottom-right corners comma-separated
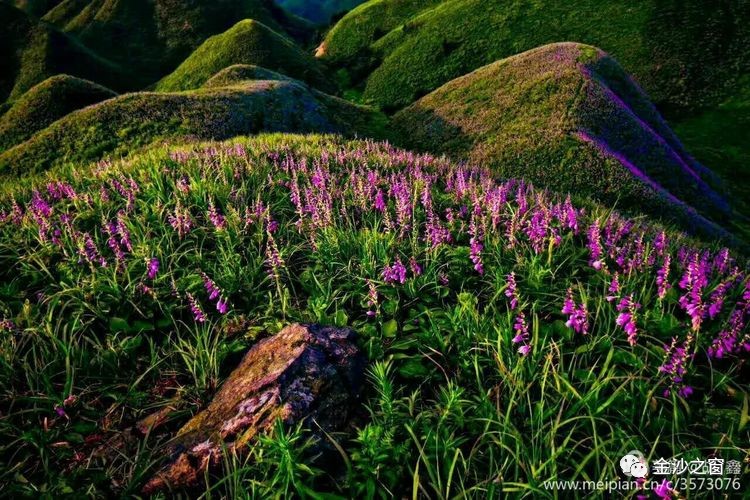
(142, 323, 364, 494)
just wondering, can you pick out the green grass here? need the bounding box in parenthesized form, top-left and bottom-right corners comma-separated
(322, 0, 750, 114)
(155, 19, 332, 93)
(0, 134, 747, 497)
(0, 3, 130, 102)
(673, 84, 750, 234)
(0, 80, 387, 176)
(391, 43, 734, 242)
(9, 0, 63, 16)
(40, 0, 313, 86)
(319, 0, 442, 67)
(201, 64, 295, 89)
(0, 74, 116, 152)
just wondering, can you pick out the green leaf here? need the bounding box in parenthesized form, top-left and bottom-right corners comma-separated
(334, 309, 348, 327)
(382, 319, 398, 338)
(109, 317, 129, 333)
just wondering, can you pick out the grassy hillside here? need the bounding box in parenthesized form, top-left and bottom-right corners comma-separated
(392, 43, 733, 240)
(155, 20, 332, 93)
(0, 79, 386, 176)
(277, 0, 365, 25)
(318, 0, 442, 73)
(202, 64, 294, 89)
(9, 0, 63, 16)
(321, 0, 750, 113)
(0, 134, 747, 496)
(0, 3, 128, 102)
(41, 0, 312, 84)
(0, 74, 116, 152)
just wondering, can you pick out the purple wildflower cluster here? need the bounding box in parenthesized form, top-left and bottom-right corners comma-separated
(562, 288, 589, 335)
(505, 272, 519, 310)
(2, 139, 749, 384)
(382, 258, 408, 284)
(658, 337, 694, 398)
(615, 295, 640, 346)
(201, 273, 229, 314)
(512, 312, 531, 356)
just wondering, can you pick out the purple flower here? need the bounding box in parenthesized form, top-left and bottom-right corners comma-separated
(374, 189, 386, 212)
(505, 273, 519, 310)
(216, 297, 229, 315)
(563, 288, 589, 335)
(512, 313, 531, 356)
(382, 258, 407, 284)
(708, 309, 746, 358)
(208, 200, 226, 230)
(187, 293, 206, 323)
(587, 220, 604, 270)
(606, 273, 620, 302)
(615, 295, 640, 346)
(168, 202, 193, 239)
(265, 233, 285, 280)
(656, 254, 671, 300)
(202, 273, 221, 301)
(653, 478, 674, 499)
(409, 257, 422, 277)
(147, 258, 160, 280)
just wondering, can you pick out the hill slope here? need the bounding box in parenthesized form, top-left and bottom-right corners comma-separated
(201, 65, 294, 88)
(0, 79, 386, 176)
(392, 43, 731, 238)
(322, 0, 750, 113)
(0, 74, 116, 152)
(155, 20, 331, 93)
(0, 3, 128, 102)
(0, 134, 747, 495)
(41, 0, 312, 84)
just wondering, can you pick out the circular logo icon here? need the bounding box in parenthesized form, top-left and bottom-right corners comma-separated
(620, 450, 649, 478)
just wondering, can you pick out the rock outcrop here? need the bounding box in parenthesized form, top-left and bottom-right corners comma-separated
(143, 323, 364, 494)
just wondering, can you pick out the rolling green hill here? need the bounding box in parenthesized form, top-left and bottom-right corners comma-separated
(0, 3, 128, 102)
(202, 64, 294, 88)
(392, 43, 732, 237)
(0, 78, 386, 175)
(155, 19, 331, 93)
(40, 0, 312, 84)
(8, 0, 63, 16)
(322, 0, 750, 114)
(0, 74, 115, 152)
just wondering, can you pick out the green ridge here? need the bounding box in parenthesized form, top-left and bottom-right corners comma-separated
(0, 74, 116, 152)
(0, 3, 128, 102)
(392, 43, 733, 239)
(155, 19, 331, 93)
(0, 79, 387, 175)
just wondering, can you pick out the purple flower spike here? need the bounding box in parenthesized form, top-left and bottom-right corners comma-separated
(147, 258, 160, 280)
(505, 273, 519, 310)
(615, 295, 640, 346)
(216, 297, 229, 315)
(382, 258, 407, 284)
(187, 293, 206, 323)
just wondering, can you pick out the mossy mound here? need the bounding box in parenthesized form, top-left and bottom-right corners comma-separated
(202, 65, 294, 89)
(0, 79, 387, 176)
(155, 20, 331, 93)
(41, 0, 312, 83)
(0, 3, 128, 102)
(0, 74, 116, 152)
(392, 43, 731, 237)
